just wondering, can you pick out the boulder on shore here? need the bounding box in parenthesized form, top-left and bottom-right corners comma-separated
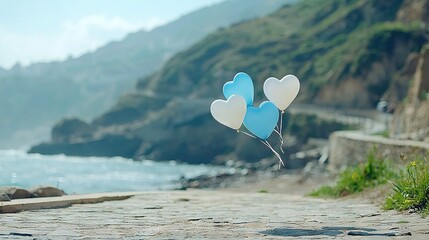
(0, 187, 33, 199)
(0, 186, 66, 200)
(0, 193, 11, 201)
(30, 186, 66, 198)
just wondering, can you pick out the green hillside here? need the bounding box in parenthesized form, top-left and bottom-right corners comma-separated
(0, 0, 293, 148)
(139, 0, 428, 108)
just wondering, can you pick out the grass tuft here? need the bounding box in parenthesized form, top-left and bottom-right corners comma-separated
(384, 154, 429, 217)
(310, 149, 429, 217)
(310, 149, 396, 197)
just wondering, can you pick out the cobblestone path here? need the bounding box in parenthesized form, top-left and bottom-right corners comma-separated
(1, 190, 428, 239)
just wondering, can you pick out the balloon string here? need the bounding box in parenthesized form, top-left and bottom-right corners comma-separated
(238, 130, 257, 139)
(238, 130, 285, 169)
(262, 140, 285, 169)
(273, 111, 285, 153)
(279, 111, 284, 152)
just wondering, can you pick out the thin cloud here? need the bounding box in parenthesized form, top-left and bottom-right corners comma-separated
(0, 15, 167, 69)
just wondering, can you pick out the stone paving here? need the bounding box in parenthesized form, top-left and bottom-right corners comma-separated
(0, 189, 428, 239)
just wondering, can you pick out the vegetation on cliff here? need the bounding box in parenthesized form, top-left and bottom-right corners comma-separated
(139, 0, 428, 108)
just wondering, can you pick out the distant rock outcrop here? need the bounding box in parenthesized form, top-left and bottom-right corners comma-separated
(29, 134, 142, 158)
(29, 95, 348, 164)
(51, 118, 93, 143)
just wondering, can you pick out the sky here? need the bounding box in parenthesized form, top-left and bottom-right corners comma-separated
(0, 0, 224, 69)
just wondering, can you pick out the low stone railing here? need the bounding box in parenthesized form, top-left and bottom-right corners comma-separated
(328, 131, 429, 171)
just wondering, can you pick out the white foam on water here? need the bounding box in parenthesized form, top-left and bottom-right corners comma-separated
(0, 150, 226, 194)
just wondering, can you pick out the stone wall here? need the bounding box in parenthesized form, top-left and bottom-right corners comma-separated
(328, 131, 429, 171)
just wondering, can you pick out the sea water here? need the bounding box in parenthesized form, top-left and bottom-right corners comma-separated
(0, 150, 227, 194)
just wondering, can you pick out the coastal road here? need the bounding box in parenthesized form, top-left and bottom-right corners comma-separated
(1, 190, 427, 239)
(289, 103, 390, 134)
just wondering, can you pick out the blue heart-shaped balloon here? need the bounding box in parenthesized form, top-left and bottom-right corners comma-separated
(223, 72, 254, 106)
(243, 101, 279, 140)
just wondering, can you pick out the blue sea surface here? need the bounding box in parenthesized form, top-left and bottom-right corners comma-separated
(0, 150, 227, 194)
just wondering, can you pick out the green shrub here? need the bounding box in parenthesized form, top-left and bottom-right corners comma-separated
(372, 130, 389, 138)
(385, 154, 429, 216)
(310, 149, 396, 197)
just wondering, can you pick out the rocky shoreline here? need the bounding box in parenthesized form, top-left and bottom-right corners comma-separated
(176, 154, 332, 193)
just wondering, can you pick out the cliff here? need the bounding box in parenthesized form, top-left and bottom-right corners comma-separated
(30, 0, 429, 165)
(390, 44, 429, 141)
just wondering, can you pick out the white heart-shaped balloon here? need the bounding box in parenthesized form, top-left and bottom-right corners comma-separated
(263, 75, 300, 111)
(210, 95, 246, 130)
